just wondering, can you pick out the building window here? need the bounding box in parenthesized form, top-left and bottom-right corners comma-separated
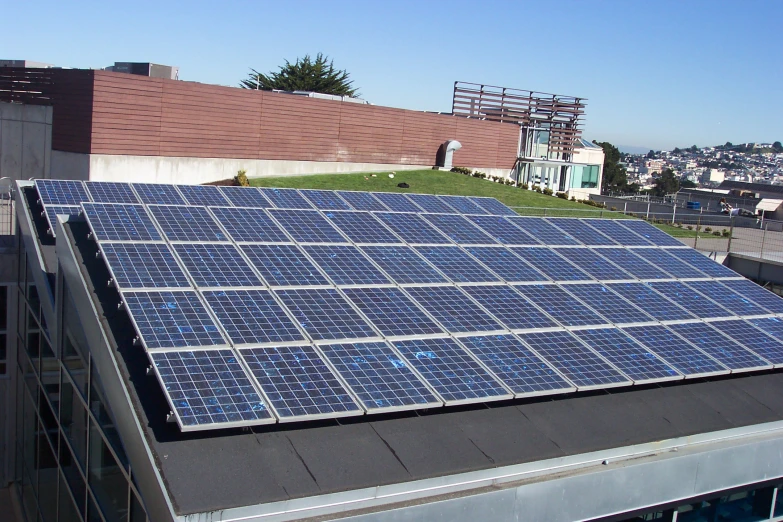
(0, 285, 7, 375)
(571, 164, 600, 189)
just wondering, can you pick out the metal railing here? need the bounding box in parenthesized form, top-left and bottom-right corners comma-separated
(0, 178, 16, 248)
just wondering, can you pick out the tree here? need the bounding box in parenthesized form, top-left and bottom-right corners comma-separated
(773, 141, 783, 153)
(593, 141, 628, 193)
(646, 150, 656, 159)
(241, 53, 359, 97)
(673, 147, 682, 154)
(689, 145, 698, 153)
(652, 168, 680, 196)
(680, 179, 697, 188)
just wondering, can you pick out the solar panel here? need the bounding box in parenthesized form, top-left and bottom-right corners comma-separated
(267, 209, 346, 243)
(359, 246, 449, 284)
(461, 285, 558, 330)
(464, 247, 548, 282)
(123, 291, 227, 349)
(241, 345, 363, 420)
(404, 286, 505, 333)
(510, 247, 592, 281)
(275, 288, 378, 341)
(729, 318, 783, 365)
(415, 245, 501, 283)
(374, 212, 452, 244)
(241, 244, 330, 287)
(648, 281, 732, 319)
(665, 249, 739, 278)
(342, 287, 444, 337)
(373, 192, 422, 213)
(150, 349, 273, 429)
(421, 214, 498, 244)
(547, 218, 618, 246)
(322, 211, 401, 244)
(555, 247, 634, 280)
(668, 322, 770, 371)
(299, 189, 353, 210)
(469, 197, 518, 217)
(519, 331, 630, 388)
(173, 243, 263, 287)
(84, 181, 140, 204)
(319, 341, 442, 411)
(573, 328, 681, 383)
(685, 280, 769, 317)
(35, 179, 89, 205)
(176, 184, 231, 207)
(81, 203, 161, 242)
(458, 334, 575, 395)
(514, 284, 607, 327)
(719, 279, 783, 314)
(507, 217, 579, 245)
(748, 316, 783, 338)
(437, 195, 489, 215)
(43, 205, 81, 235)
(259, 187, 314, 209)
(302, 245, 392, 285)
(392, 337, 512, 404)
(622, 325, 727, 377)
(101, 243, 189, 289)
(218, 186, 273, 208)
(466, 216, 541, 245)
(597, 248, 672, 280)
(336, 191, 389, 211)
(632, 248, 708, 279)
(562, 283, 654, 325)
(132, 183, 187, 205)
(209, 207, 290, 243)
(619, 219, 684, 247)
(582, 219, 654, 246)
(404, 193, 456, 213)
(148, 205, 228, 242)
(202, 289, 305, 345)
(608, 282, 696, 321)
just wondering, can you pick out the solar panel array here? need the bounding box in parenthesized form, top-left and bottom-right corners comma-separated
(37, 179, 783, 432)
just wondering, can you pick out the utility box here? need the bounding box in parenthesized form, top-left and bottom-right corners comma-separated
(687, 201, 701, 210)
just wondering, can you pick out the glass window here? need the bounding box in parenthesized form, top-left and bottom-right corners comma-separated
(37, 433, 58, 522)
(21, 464, 38, 522)
(58, 470, 82, 522)
(91, 374, 129, 470)
(59, 432, 86, 517)
(89, 418, 129, 522)
(129, 491, 147, 522)
(775, 485, 783, 516)
(0, 285, 7, 330)
(61, 374, 88, 470)
(22, 380, 38, 476)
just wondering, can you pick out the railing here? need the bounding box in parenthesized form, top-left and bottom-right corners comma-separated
(0, 178, 16, 249)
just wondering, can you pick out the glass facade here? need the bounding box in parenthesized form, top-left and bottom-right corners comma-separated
(571, 164, 601, 189)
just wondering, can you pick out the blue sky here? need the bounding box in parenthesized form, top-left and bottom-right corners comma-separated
(4, 0, 781, 151)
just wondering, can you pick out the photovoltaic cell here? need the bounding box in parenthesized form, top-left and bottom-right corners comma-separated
(510, 247, 592, 281)
(35, 179, 89, 205)
(101, 243, 189, 289)
(123, 291, 227, 349)
(173, 243, 262, 287)
(574, 328, 681, 382)
(202, 289, 305, 345)
(582, 219, 654, 246)
(241, 244, 330, 286)
(514, 284, 607, 327)
(562, 283, 654, 325)
(415, 245, 501, 283)
(555, 247, 633, 280)
(466, 216, 541, 245)
(132, 183, 187, 205)
(632, 248, 708, 279)
(421, 214, 498, 244)
(302, 245, 392, 285)
(404, 286, 504, 333)
(458, 334, 574, 395)
(209, 207, 289, 243)
(360, 246, 449, 284)
(148, 205, 227, 242)
(668, 322, 769, 371)
(519, 330, 629, 388)
(393, 337, 511, 403)
(461, 285, 558, 330)
(176, 184, 231, 207)
(597, 248, 672, 280)
(469, 196, 518, 217)
(404, 193, 456, 213)
(685, 280, 769, 317)
(619, 219, 684, 247)
(218, 186, 273, 208)
(342, 287, 444, 337)
(608, 282, 696, 321)
(465, 247, 548, 282)
(322, 211, 400, 244)
(666, 249, 739, 278)
(374, 212, 451, 244)
(719, 279, 783, 314)
(267, 209, 346, 243)
(748, 317, 783, 339)
(43, 205, 81, 234)
(319, 341, 441, 411)
(648, 281, 732, 319)
(622, 325, 726, 376)
(85, 182, 139, 204)
(373, 192, 422, 213)
(724, 318, 783, 365)
(82, 203, 161, 241)
(275, 288, 378, 341)
(437, 195, 489, 215)
(507, 217, 579, 245)
(150, 350, 272, 428)
(299, 189, 353, 210)
(241, 345, 362, 419)
(259, 188, 313, 209)
(336, 191, 389, 211)
(547, 218, 617, 246)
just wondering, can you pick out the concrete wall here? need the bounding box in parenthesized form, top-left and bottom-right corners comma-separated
(0, 102, 52, 181)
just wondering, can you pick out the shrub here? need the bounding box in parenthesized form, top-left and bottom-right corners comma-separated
(235, 169, 250, 187)
(695, 225, 701, 231)
(506, 179, 516, 186)
(542, 187, 554, 196)
(532, 185, 541, 193)
(687, 225, 693, 230)
(610, 206, 617, 211)
(704, 227, 712, 232)
(556, 192, 568, 199)
(450, 166, 472, 175)
(713, 231, 721, 236)
(517, 181, 527, 188)
(722, 229, 730, 237)
(570, 196, 576, 201)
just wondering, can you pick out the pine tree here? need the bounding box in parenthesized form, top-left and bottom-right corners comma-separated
(240, 53, 358, 97)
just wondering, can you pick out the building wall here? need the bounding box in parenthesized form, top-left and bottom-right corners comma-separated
(0, 102, 52, 181)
